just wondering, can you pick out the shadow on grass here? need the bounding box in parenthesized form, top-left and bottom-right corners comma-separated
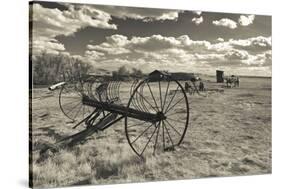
(37, 126, 66, 141)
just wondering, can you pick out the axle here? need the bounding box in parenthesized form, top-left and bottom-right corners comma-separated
(82, 95, 166, 123)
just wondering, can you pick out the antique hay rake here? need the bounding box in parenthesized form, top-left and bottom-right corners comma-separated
(54, 70, 189, 157)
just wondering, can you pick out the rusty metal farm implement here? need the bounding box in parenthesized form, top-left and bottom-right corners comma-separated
(51, 71, 189, 157)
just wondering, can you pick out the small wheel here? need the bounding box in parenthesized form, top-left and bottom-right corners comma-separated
(125, 75, 189, 157)
(59, 81, 94, 121)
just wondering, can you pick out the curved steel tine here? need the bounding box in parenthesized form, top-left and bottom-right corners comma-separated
(133, 80, 144, 111)
(130, 80, 138, 109)
(113, 81, 120, 103)
(104, 82, 109, 102)
(135, 82, 146, 112)
(114, 81, 121, 104)
(106, 81, 111, 101)
(110, 81, 116, 102)
(113, 81, 118, 101)
(108, 81, 113, 102)
(110, 81, 114, 102)
(134, 82, 146, 112)
(136, 80, 148, 112)
(90, 79, 98, 100)
(139, 83, 150, 113)
(132, 81, 141, 111)
(116, 81, 121, 104)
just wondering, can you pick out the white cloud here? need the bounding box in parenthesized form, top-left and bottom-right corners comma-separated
(84, 34, 271, 75)
(32, 4, 117, 38)
(238, 15, 255, 26)
(31, 37, 65, 55)
(194, 53, 225, 62)
(105, 35, 129, 47)
(225, 49, 249, 60)
(129, 35, 181, 51)
(212, 18, 237, 29)
(31, 3, 183, 55)
(229, 36, 272, 52)
(176, 35, 211, 51)
(31, 3, 117, 55)
(93, 5, 182, 22)
(86, 34, 131, 55)
(87, 44, 131, 55)
(192, 16, 204, 25)
(250, 51, 272, 66)
(217, 38, 224, 42)
(85, 50, 104, 58)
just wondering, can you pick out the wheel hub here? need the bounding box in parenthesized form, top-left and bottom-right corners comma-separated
(156, 111, 166, 121)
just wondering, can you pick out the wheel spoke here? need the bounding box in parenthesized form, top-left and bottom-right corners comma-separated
(163, 121, 174, 147)
(164, 119, 182, 136)
(164, 85, 180, 113)
(165, 111, 184, 117)
(153, 122, 161, 154)
(162, 80, 170, 111)
(73, 104, 83, 120)
(162, 120, 165, 150)
(166, 117, 186, 125)
(140, 124, 158, 156)
(135, 90, 158, 112)
(65, 101, 82, 115)
(131, 123, 154, 144)
(127, 120, 149, 128)
(61, 98, 81, 107)
(158, 81, 163, 111)
(146, 82, 160, 112)
(165, 96, 185, 114)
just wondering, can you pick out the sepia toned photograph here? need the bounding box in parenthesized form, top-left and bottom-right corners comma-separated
(29, 1, 272, 188)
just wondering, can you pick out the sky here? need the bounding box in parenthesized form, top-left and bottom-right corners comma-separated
(30, 1, 272, 76)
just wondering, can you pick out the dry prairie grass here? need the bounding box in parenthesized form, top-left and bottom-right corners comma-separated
(30, 77, 271, 188)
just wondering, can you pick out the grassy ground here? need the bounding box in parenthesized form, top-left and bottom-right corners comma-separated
(30, 76, 271, 188)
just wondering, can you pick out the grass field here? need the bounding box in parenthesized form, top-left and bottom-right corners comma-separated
(30, 76, 271, 188)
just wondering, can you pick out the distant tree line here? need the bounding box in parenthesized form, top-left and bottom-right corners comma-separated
(112, 66, 144, 81)
(31, 52, 145, 85)
(31, 52, 93, 85)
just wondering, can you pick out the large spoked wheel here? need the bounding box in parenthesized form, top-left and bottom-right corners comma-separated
(125, 75, 189, 157)
(59, 81, 94, 122)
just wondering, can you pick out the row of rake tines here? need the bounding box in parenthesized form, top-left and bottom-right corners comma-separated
(86, 79, 152, 112)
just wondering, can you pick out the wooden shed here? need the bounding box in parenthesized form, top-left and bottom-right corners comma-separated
(216, 70, 224, 83)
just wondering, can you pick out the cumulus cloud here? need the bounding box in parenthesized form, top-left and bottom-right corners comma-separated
(31, 3, 117, 55)
(32, 4, 117, 38)
(85, 50, 104, 58)
(225, 49, 249, 60)
(217, 38, 224, 42)
(238, 15, 255, 26)
(212, 18, 237, 29)
(130, 35, 182, 51)
(31, 37, 65, 55)
(93, 5, 182, 22)
(31, 3, 184, 55)
(192, 16, 203, 25)
(86, 34, 132, 55)
(84, 34, 271, 74)
(86, 34, 212, 56)
(229, 36, 272, 52)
